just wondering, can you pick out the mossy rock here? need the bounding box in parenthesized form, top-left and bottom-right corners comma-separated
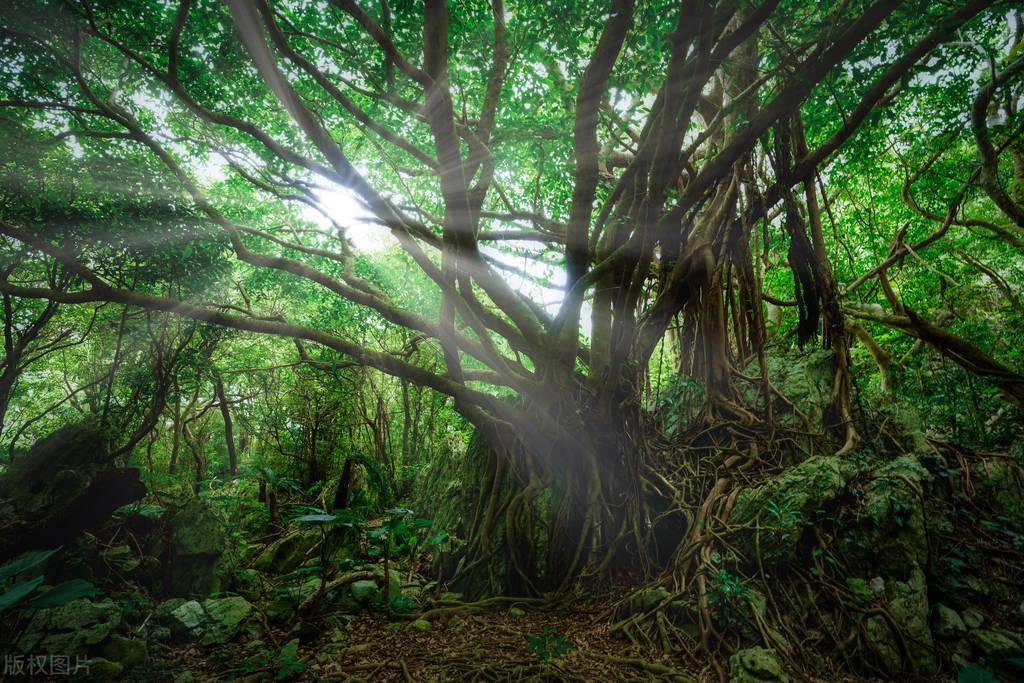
(166, 596, 255, 644)
(99, 635, 149, 668)
(968, 629, 1021, 657)
(16, 599, 122, 654)
(165, 498, 229, 597)
(252, 528, 321, 574)
(931, 604, 967, 639)
(864, 568, 937, 675)
(974, 459, 1024, 525)
(78, 657, 123, 681)
(730, 456, 849, 561)
(350, 579, 379, 605)
(629, 586, 670, 614)
(847, 455, 931, 575)
(728, 647, 788, 683)
(767, 349, 835, 428)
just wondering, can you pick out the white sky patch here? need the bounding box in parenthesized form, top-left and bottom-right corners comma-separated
(308, 186, 395, 252)
(311, 191, 591, 336)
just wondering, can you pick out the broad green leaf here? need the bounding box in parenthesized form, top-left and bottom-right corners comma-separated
(0, 576, 44, 613)
(294, 514, 336, 523)
(957, 665, 999, 683)
(26, 579, 98, 608)
(0, 548, 61, 583)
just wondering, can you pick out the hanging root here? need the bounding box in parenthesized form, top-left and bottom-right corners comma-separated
(609, 420, 849, 680)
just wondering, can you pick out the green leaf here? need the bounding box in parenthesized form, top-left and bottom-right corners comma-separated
(294, 514, 337, 523)
(26, 579, 98, 608)
(0, 548, 61, 583)
(957, 665, 999, 683)
(0, 576, 44, 613)
(427, 531, 449, 545)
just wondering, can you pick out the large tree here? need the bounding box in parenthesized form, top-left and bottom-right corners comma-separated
(1, 0, 1022, 595)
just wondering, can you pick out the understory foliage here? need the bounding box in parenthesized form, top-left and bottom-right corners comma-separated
(0, 0, 1023, 679)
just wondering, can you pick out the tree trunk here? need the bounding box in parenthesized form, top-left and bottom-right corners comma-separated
(452, 380, 662, 597)
(333, 457, 354, 510)
(214, 374, 237, 477)
(169, 388, 181, 475)
(268, 489, 280, 527)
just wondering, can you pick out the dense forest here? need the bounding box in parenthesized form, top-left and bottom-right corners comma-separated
(0, 0, 1023, 680)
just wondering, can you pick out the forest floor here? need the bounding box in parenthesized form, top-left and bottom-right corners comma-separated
(164, 592, 665, 682)
(160, 588, 880, 683)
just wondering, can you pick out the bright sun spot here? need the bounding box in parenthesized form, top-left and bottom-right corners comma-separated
(310, 187, 396, 253)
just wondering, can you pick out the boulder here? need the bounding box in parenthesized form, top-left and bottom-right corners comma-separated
(165, 596, 255, 644)
(968, 629, 1019, 657)
(201, 596, 255, 645)
(99, 635, 149, 668)
(931, 604, 967, 639)
(0, 424, 145, 562)
(768, 350, 835, 428)
(974, 459, 1024, 525)
(728, 647, 789, 683)
(863, 569, 936, 675)
(16, 598, 121, 654)
(165, 498, 228, 596)
(80, 657, 123, 681)
(853, 456, 931, 575)
(167, 600, 205, 638)
(962, 608, 986, 630)
(630, 586, 670, 614)
(371, 566, 403, 599)
(252, 528, 321, 574)
(350, 579, 379, 605)
(730, 456, 849, 560)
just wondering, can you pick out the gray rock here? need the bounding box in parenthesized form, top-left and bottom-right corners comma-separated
(166, 596, 255, 644)
(728, 647, 789, 683)
(201, 596, 255, 645)
(168, 600, 205, 638)
(931, 604, 967, 639)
